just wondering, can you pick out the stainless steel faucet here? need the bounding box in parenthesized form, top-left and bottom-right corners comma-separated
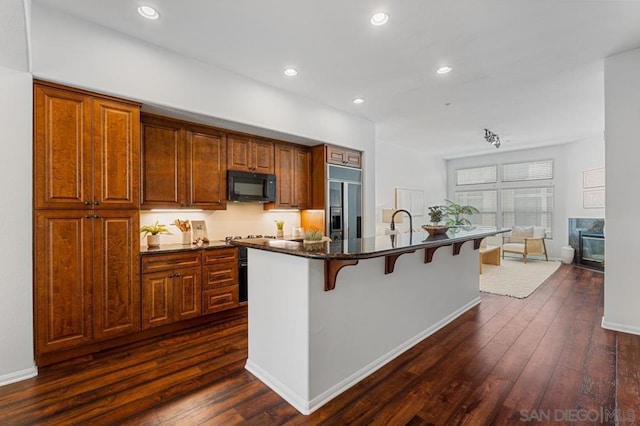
(390, 209, 413, 234)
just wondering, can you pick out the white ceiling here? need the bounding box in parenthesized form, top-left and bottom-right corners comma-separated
(34, 0, 640, 157)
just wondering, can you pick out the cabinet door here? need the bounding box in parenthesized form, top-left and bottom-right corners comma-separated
(293, 147, 312, 209)
(186, 128, 227, 209)
(93, 99, 140, 209)
(326, 145, 362, 168)
(34, 85, 92, 209)
(227, 133, 252, 172)
(272, 143, 294, 208)
(141, 271, 174, 329)
(35, 211, 93, 354)
(252, 138, 275, 174)
(141, 115, 185, 208)
(173, 267, 202, 321)
(93, 210, 140, 340)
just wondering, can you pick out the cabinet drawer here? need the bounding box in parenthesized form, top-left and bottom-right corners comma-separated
(203, 248, 238, 265)
(142, 252, 201, 273)
(204, 263, 237, 289)
(203, 286, 238, 314)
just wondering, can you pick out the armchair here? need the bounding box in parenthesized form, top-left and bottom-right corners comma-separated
(502, 226, 548, 263)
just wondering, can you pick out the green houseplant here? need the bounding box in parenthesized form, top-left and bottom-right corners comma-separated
(140, 220, 171, 248)
(422, 205, 450, 236)
(442, 199, 479, 227)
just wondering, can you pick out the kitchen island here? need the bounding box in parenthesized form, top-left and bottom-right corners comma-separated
(231, 226, 507, 414)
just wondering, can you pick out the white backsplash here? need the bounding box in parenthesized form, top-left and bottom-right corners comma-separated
(139, 204, 302, 245)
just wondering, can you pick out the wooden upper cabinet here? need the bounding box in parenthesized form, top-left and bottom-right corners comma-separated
(294, 147, 312, 210)
(267, 143, 311, 209)
(228, 133, 274, 174)
(141, 114, 227, 210)
(34, 83, 140, 210)
(141, 115, 184, 208)
(186, 127, 226, 209)
(92, 99, 140, 209)
(34, 85, 92, 209)
(326, 145, 362, 169)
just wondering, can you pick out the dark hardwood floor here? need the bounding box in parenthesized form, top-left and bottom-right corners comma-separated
(1, 264, 637, 425)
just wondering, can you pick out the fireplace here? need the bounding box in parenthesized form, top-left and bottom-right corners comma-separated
(568, 218, 604, 271)
(579, 231, 604, 271)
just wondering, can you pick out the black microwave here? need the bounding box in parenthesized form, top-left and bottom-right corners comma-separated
(227, 170, 276, 203)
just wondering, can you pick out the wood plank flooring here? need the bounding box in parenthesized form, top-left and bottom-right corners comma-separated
(0, 264, 637, 425)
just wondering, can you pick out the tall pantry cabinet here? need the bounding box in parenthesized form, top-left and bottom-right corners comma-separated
(33, 81, 141, 361)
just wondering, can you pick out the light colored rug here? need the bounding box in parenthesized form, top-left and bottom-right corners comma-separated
(480, 258, 561, 298)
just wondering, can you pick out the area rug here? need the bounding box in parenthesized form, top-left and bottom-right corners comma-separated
(480, 258, 561, 298)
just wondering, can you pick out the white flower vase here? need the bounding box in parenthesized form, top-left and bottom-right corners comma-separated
(276, 229, 284, 238)
(147, 234, 160, 248)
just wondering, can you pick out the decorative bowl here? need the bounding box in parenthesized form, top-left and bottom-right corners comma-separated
(421, 225, 450, 236)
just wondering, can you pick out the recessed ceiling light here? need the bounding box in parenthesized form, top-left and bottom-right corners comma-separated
(352, 98, 365, 104)
(283, 68, 299, 77)
(138, 5, 159, 20)
(437, 65, 453, 74)
(370, 12, 389, 26)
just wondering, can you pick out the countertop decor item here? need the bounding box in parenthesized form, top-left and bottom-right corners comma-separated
(140, 221, 171, 248)
(173, 219, 192, 245)
(275, 220, 285, 238)
(423, 205, 450, 236)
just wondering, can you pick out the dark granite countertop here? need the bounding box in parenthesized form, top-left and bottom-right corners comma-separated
(229, 227, 509, 260)
(140, 241, 231, 256)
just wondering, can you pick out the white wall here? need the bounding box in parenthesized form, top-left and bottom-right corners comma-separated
(602, 47, 640, 335)
(446, 138, 605, 258)
(0, 68, 36, 385)
(30, 3, 376, 237)
(374, 140, 447, 234)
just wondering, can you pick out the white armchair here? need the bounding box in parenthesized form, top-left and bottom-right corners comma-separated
(502, 226, 548, 263)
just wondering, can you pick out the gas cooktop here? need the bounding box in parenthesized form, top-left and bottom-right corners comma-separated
(224, 235, 276, 243)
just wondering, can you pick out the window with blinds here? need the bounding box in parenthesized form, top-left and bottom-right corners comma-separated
(454, 190, 497, 226)
(502, 160, 553, 182)
(452, 159, 555, 237)
(502, 187, 554, 236)
(456, 165, 497, 185)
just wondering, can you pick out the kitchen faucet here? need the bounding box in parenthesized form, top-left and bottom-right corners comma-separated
(390, 209, 413, 235)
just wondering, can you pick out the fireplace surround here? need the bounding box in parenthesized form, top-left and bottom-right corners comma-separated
(569, 218, 604, 271)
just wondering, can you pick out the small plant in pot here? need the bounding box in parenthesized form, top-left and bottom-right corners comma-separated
(422, 205, 450, 236)
(140, 221, 171, 248)
(442, 199, 479, 228)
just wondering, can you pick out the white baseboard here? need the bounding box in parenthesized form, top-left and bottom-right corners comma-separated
(601, 317, 640, 336)
(0, 363, 37, 387)
(246, 297, 481, 415)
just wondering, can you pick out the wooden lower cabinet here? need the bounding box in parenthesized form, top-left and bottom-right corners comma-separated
(141, 252, 203, 329)
(141, 266, 202, 329)
(34, 210, 140, 355)
(203, 248, 239, 313)
(141, 248, 238, 329)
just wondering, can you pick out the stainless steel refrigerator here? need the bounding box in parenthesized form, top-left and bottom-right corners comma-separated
(326, 164, 362, 241)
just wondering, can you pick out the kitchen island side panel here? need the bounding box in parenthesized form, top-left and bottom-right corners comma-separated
(307, 242, 479, 406)
(245, 243, 479, 414)
(246, 249, 311, 404)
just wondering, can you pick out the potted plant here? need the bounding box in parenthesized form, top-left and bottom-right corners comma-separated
(303, 229, 328, 250)
(274, 220, 285, 238)
(422, 205, 450, 236)
(140, 220, 171, 248)
(442, 199, 479, 227)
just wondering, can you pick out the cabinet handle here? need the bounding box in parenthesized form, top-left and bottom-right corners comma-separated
(168, 273, 174, 278)
(85, 214, 92, 219)
(94, 201, 100, 205)
(84, 201, 92, 206)
(174, 273, 181, 278)
(93, 214, 101, 219)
